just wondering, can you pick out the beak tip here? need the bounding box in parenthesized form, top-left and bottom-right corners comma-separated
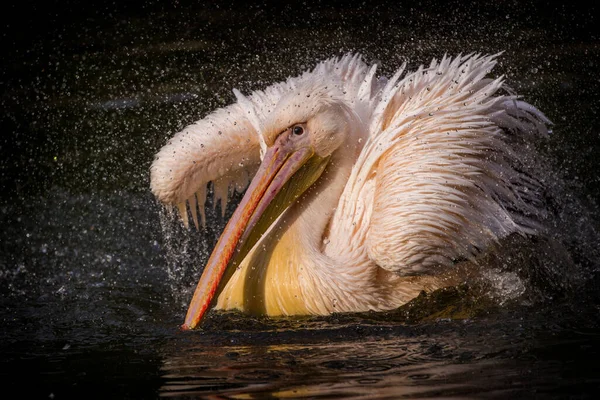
(180, 323, 194, 331)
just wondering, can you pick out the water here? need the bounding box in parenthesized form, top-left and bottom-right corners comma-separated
(2, 1, 600, 398)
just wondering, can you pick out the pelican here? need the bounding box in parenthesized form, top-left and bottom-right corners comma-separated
(150, 53, 550, 329)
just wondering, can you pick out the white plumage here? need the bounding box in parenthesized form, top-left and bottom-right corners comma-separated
(150, 52, 550, 326)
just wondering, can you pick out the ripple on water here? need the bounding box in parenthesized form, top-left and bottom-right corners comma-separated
(160, 324, 600, 398)
(155, 322, 477, 398)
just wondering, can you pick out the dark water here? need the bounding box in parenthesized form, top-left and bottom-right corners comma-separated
(2, 1, 600, 398)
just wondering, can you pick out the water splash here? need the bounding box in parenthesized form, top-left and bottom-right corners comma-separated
(158, 206, 208, 307)
(481, 269, 527, 305)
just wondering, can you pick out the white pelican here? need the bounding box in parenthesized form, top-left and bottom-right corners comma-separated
(150, 53, 550, 329)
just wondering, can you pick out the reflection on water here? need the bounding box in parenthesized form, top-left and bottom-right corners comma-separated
(158, 311, 600, 398)
(1, 0, 600, 398)
(161, 339, 462, 398)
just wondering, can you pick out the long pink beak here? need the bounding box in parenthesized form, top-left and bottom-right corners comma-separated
(181, 137, 313, 330)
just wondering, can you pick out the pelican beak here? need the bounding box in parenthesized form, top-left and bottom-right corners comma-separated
(181, 133, 330, 330)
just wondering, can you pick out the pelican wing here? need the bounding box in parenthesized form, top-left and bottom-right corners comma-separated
(150, 101, 264, 228)
(330, 54, 551, 275)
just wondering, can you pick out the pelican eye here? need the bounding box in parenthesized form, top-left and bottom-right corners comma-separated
(292, 125, 304, 136)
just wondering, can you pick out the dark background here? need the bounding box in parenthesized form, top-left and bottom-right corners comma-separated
(2, 0, 599, 202)
(1, 1, 600, 398)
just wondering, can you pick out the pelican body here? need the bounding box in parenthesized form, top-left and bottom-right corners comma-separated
(150, 53, 550, 329)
